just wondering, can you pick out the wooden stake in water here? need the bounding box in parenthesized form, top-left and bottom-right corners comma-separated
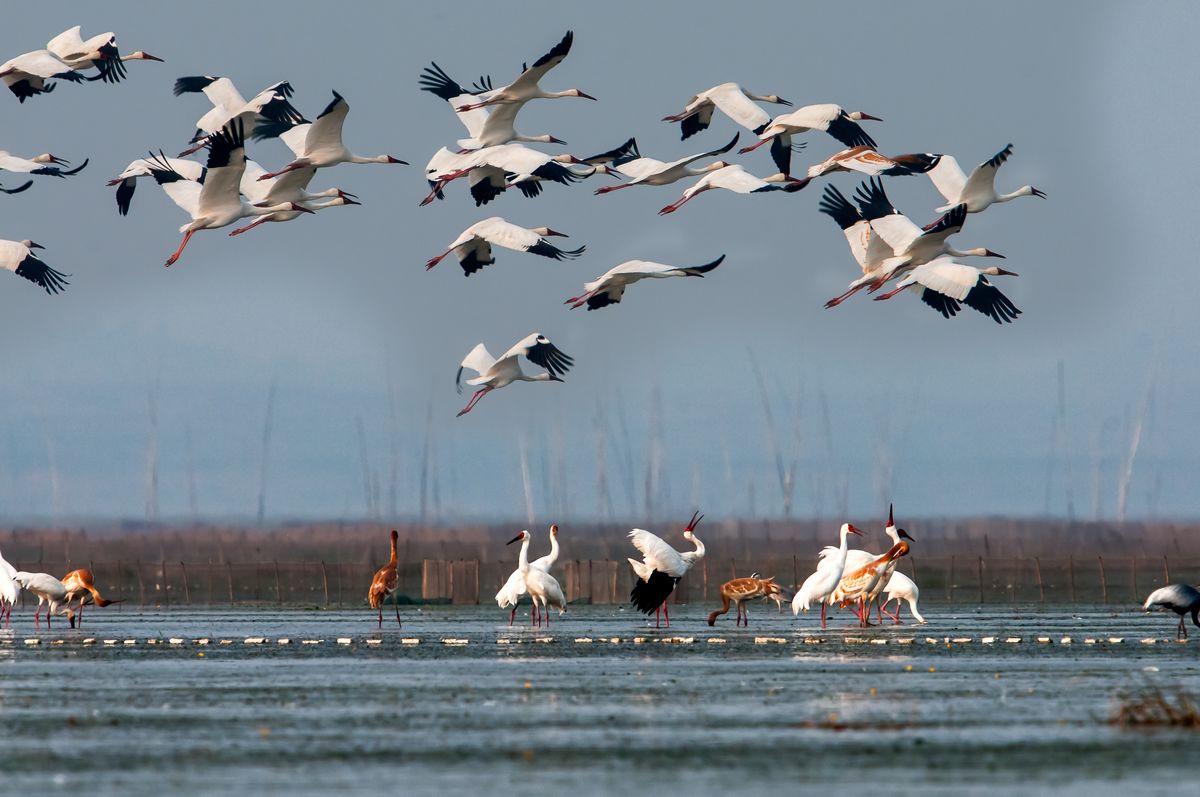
(1098, 556, 1108, 604)
(1035, 557, 1045, 605)
(320, 561, 330, 607)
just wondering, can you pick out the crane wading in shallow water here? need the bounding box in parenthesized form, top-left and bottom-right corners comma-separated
(708, 575, 785, 627)
(496, 525, 559, 626)
(1143, 584, 1200, 640)
(368, 530, 401, 628)
(628, 511, 706, 628)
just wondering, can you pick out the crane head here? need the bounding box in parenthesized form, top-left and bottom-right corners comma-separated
(846, 524, 864, 537)
(549, 524, 558, 537)
(684, 511, 704, 534)
(506, 530, 529, 545)
(897, 529, 914, 542)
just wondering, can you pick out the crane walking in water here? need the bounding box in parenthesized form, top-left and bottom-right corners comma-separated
(1143, 584, 1200, 640)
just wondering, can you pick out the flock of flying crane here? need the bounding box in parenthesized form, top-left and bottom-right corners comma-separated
(11, 26, 1191, 639)
(3, 26, 1050, 419)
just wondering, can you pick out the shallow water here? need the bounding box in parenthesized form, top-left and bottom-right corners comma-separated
(1, 603, 1196, 795)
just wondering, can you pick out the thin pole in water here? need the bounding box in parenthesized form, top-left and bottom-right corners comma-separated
(1098, 556, 1108, 604)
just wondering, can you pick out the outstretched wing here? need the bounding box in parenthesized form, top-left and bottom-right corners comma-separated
(520, 335, 573, 379)
(963, 143, 1014, 199)
(12, 251, 70, 294)
(506, 31, 574, 94)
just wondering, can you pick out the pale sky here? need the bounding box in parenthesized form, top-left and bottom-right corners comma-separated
(1, 2, 1197, 524)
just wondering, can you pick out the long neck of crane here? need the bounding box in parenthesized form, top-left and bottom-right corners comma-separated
(389, 537, 398, 566)
(884, 524, 899, 546)
(682, 535, 705, 564)
(546, 533, 559, 565)
(835, 527, 852, 568)
(517, 537, 531, 572)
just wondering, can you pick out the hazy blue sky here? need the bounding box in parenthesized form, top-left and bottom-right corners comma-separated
(1, 2, 1197, 524)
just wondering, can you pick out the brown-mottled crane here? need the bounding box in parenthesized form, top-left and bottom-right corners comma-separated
(368, 530, 401, 628)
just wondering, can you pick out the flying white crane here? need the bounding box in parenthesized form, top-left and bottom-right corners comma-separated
(421, 143, 599, 206)
(818, 183, 898, 308)
(107, 155, 205, 216)
(806, 146, 938, 180)
(0, 239, 69, 294)
(425, 217, 584, 276)
(12, 571, 73, 628)
(0, 50, 86, 102)
(792, 523, 864, 628)
(507, 529, 566, 627)
(256, 91, 407, 181)
(45, 26, 162, 83)
(662, 82, 792, 140)
(873, 257, 1021, 324)
(657, 164, 809, 215)
(173, 75, 306, 156)
(925, 143, 1046, 212)
(565, 255, 725, 310)
(418, 62, 566, 150)
(455, 333, 574, 417)
(229, 194, 358, 236)
(0, 151, 88, 180)
(0, 545, 17, 627)
(144, 121, 314, 266)
(1143, 584, 1200, 640)
(739, 103, 882, 175)
(879, 571, 926, 625)
(496, 525, 560, 625)
(627, 512, 706, 628)
(453, 31, 595, 112)
(853, 177, 1004, 287)
(594, 134, 740, 194)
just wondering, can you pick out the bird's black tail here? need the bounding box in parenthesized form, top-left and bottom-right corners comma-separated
(630, 570, 678, 615)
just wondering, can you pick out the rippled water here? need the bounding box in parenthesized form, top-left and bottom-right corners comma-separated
(1, 603, 1196, 795)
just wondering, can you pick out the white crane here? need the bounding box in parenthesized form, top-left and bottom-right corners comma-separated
(565, 255, 725, 310)
(228, 194, 358, 236)
(879, 572, 926, 625)
(452, 31, 595, 112)
(662, 82, 792, 140)
(144, 121, 314, 266)
(792, 523, 864, 629)
(12, 571, 73, 628)
(46, 26, 162, 83)
(496, 525, 560, 625)
(455, 333, 574, 417)
(1, 239, 69, 294)
(0, 151, 88, 180)
(818, 183, 898, 308)
(225, 157, 360, 235)
(853, 177, 1003, 288)
(873, 257, 1021, 324)
(925, 143, 1046, 212)
(627, 512, 706, 628)
(107, 155, 205, 216)
(418, 62, 566, 150)
(829, 538, 911, 627)
(1143, 584, 1200, 640)
(594, 134, 740, 195)
(507, 529, 566, 627)
(425, 217, 584, 276)
(173, 75, 306, 156)
(0, 50, 86, 102)
(739, 103, 882, 175)
(0, 545, 17, 627)
(657, 164, 809, 215)
(256, 91, 407, 181)
(806, 146, 938, 180)
(421, 143, 598, 206)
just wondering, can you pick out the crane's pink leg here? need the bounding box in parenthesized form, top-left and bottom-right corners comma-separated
(377, 605, 382, 628)
(565, 290, 596, 309)
(821, 601, 827, 629)
(165, 229, 196, 267)
(658, 193, 696, 215)
(34, 604, 41, 629)
(257, 162, 304, 182)
(663, 603, 670, 629)
(457, 388, 492, 417)
(426, 250, 452, 270)
(873, 284, 907, 302)
(229, 217, 271, 236)
(594, 182, 634, 196)
(654, 605, 660, 629)
(76, 600, 83, 628)
(545, 607, 550, 628)
(824, 285, 864, 309)
(738, 138, 772, 154)
(509, 605, 516, 626)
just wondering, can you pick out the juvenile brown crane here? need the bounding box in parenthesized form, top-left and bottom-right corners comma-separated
(368, 530, 401, 628)
(61, 568, 121, 628)
(707, 575, 784, 627)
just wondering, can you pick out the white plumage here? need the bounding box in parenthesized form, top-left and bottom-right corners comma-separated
(925, 143, 1046, 213)
(658, 164, 809, 215)
(739, 103, 881, 175)
(173, 75, 304, 155)
(496, 525, 560, 624)
(873, 257, 1021, 324)
(565, 255, 725, 311)
(426, 217, 584, 276)
(12, 571, 73, 628)
(0, 49, 86, 102)
(1143, 584, 1200, 639)
(791, 524, 863, 628)
(0, 238, 69, 294)
(455, 333, 574, 416)
(0, 546, 18, 627)
(662, 82, 792, 140)
(880, 571, 926, 624)
(507, 529, 566, 626)
(46, 26, 162, 81)
(451, 31, 594, 113)
(595, 134, 739, 194)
